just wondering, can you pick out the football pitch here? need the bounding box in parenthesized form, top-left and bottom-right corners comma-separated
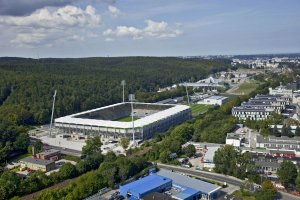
(190, 104, 212, 116)
(117, 116, 140, 122)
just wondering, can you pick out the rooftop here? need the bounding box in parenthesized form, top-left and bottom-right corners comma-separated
(142, 192, 176, 200)
(36, 149, 60, 157)
(205, 96, 228, 101)
(157, 169, 221, 195)
(203, 147, 220, 163)
(20, 157, 54, 166)
(120, 174, 172, 195)
(226, 132, 241, 140)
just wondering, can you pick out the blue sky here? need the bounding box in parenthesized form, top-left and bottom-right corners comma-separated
(0, 0, 299, 57)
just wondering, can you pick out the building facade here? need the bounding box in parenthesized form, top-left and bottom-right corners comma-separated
(20, 157, 56, 172)
(232, 94, 290, 120)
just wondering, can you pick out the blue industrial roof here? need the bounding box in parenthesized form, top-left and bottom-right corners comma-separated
(120, 174, 172, 195)
(173, 184, 199, 199)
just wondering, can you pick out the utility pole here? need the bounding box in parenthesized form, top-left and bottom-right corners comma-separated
(129, 94, 135, 144)
(49, 90, 57, 137)
(121, 80, 126, 103)
(185, 83, 190, 106)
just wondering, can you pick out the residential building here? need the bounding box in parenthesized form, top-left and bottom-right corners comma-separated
(232, 94, 290, 120)
(256, 135, 300, 157)
(20, 157, 56, 172)
(269, 86, 293, 97)
(251, 153, 300, 173)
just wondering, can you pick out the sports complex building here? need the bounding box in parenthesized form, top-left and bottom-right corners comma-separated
(54, 102, 191, 141)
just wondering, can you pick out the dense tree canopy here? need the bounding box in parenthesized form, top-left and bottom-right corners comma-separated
(277, 160, 298, 188)
(0, 57, 231, 169)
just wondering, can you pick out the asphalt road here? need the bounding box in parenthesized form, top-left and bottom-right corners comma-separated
(158, 164, 300, 200)
(158, 164, 243, 186)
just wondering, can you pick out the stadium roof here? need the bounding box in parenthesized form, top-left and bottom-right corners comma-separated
(55, 102, 190, 129)
(120, 174, 172, 195)
(157, 169, 221, 195)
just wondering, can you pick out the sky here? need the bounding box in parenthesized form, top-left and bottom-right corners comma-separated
(0, 0, 299, 58)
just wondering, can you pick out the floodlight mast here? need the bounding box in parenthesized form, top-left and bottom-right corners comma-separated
(49, 90, 57, 137)
(129, 94, 135, 144)
(121, 80, 126, 103)
(185, 83, 190, 106)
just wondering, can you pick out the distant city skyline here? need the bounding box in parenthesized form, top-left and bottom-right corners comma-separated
(0, 0, 299, 58)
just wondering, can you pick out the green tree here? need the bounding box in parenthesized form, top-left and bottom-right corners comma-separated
(82, 136, 102, 156)
(260, 128, 270, 137)
(13, 133, 29, 151)
(170, 123, 194, 144)
(255, 180, 277, 200)
(277, 161, 297, 188)
(120, 137, 130, 149)
(281, 124, 289, 137)
(183, 144, 196, 157)
(159, 150, 171, 163)
(0, 171, 20, 199)
(214, 145, 238, 175)
(273, 125, 281, 137)
(296, 170, 300, 192)
(34, 139, 43, 153)
(58, 163, 78, 180)
(295, 126, 300, 137)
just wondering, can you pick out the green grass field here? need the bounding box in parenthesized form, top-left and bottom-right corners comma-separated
(8, 153, 31, 163)
(234, 80, 260, 95)
(117, 116, 140, 122)
(190, 104, 212, 116)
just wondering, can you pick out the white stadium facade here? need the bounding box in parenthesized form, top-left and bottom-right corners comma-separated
(55, 102, 191, 141)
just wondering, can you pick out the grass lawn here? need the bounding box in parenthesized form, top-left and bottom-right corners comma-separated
(117, 116, 140, 122)
(232, 190, 256, 200)
(190, 104, 212, 116)
(61, 154, 81, 162)
(233, 80, 260, 95)
(8, 153, 31, 163)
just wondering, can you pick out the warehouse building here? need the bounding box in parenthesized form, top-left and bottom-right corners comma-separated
(197, 96, 228, 106)
(120, 169, 221, 200)
(55, 102, 191, 142)
(120, 174, 172, 199)
(157, 169, 221, 200)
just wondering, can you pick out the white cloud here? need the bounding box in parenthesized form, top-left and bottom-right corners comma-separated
(108, 5, 120, 18)
(0, 5, 101, 28)
(103, 20, 182, 40)
(0, 5, 101, 46)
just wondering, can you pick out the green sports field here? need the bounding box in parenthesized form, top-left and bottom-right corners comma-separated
(117, 116, 140, 122)
(190, 104, 213, 116)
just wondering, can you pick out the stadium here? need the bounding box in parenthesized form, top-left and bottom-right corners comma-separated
(54, 102, 191, 141)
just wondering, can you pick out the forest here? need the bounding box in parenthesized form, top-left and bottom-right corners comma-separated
(0, 57, 231, 174)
